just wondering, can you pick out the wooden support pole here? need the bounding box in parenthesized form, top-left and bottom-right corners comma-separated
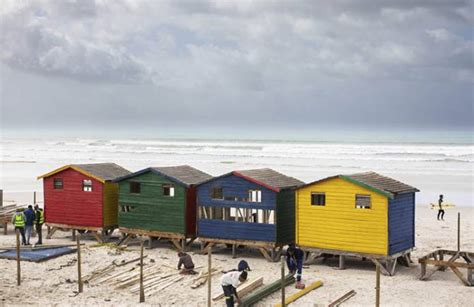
(457, 212, 460, 252)
(375, 263, 380, 307)
(72, 229, 76, 242)
(339, 255, 346, 270)
(232, 244, 236, 258)
(281, 255, 285, 307)
(0, 189, 3, 207)
(33, 191, 36, 205)
(77, 234, 83, 293)
(181, 239, 186, 252)
(139, 238, 145, 303)
(208, 246, 212, 307)
(16, 229, 21, 286)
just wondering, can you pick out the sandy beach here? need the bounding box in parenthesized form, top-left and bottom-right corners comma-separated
(0, 205, 472, 306)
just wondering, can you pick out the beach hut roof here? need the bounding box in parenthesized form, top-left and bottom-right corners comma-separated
(199, 168, 304, 192)
(113, 165, 212, 187)
(37, 163, 131, 183)
(300, 171, 419, 199)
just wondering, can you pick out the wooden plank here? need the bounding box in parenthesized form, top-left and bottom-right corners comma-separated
(422, 259, 474, 269)
(274, 280, 323, 307)
(450, 266, 472, 286)
(119, 227, 185, 240)
(259, 248, 274, 262)
(212, 278, 264, 301)
(371, 259, 390, 276)
(240, 274, 295, 307)
(328, 290, 357, 307)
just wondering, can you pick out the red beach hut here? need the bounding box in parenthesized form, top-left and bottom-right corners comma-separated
(37, 163, 131, 241)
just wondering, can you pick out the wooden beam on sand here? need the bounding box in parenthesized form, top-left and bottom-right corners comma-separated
(274, 280, 323, 307)
(328, 290, 357, 307)
(213, 277, 264, 301)
(240, 274, 295, 307)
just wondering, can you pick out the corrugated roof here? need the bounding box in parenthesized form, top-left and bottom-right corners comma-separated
(72, 163, 131, 181)
(235, 168, 304, 191)
(37, 163, 131, 183)
(343, 171, 419, 196)
(151, 165, 212, 186)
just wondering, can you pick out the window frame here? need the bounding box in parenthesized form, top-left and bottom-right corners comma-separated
(82, 179, 93, 192)
(163, 184, 175, 197)
(129, 182, 141, 194)
(311, 192, 326, 206)
(248, 189, 262, 203)
(53, 178, 63, 190)
(355, 194, 371, 209)
(211, 187, 223, 200)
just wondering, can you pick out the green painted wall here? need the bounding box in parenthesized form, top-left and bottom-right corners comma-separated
(276, 189, 296, 244)
(118, 171, 186, 234)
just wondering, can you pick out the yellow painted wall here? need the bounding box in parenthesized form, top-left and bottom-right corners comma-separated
(296, 177, 388, 255)
(103, 182, 119, 227)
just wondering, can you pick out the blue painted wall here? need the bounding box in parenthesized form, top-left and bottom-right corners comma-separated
(198, 220, 276, 241)
(388, 192, 415, 255)
(197, 174, 276, 209)
(197, 174, 278, 242)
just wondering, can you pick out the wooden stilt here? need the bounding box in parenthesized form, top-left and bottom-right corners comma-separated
(47, 227, 58, 239)
(148, 236, 153, 249)
(281, 255, 285, 307)
(207, 246, 212, 307)
(232, 244, 237, 258)
(72, 229, 76, 242)
(181, 239, 186, 252)
(338, 255, 346, 270)
(139, 239, 145, 303)
(375, 263, 380, 307)
(259, 248, 274, 262)
(16, 229, 20, 286)
(77, 234, 83, 293)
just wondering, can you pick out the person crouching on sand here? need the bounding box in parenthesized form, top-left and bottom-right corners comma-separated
(177, 252, 197, 275)
(221, 270, 247, 307)
(437, 194, 445, 221)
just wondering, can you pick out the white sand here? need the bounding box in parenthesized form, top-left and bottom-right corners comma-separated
(0, 206, 473, 306)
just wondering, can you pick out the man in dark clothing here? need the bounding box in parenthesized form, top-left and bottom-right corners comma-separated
(177, 252, 197, 274)
(286, 244, 305, 289)
(221, 270, 247, 307)
(437, 194, 445, 221)
(34, 205, 44, 245)
(23, 205, 35, 245)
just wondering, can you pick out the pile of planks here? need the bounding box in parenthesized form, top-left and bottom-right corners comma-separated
(84, 258, 213, 297)
(190, 267, 221, 289)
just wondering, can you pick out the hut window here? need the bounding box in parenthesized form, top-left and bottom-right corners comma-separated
(82, 180, 93, 192)
(355, 194, 371, 209)
(53, 178, 63, 190)
(120, 205, 135, 212)
(311, 193, 326, 206)
(163, 184, 175, 197)
(211, 187, 223, 200)
(248, 190, 262, 203)
(130, 182, 141, 194)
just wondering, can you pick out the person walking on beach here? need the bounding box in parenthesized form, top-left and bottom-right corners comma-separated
(23, 205, 35, 245)
(34, 204, 44, 245)
(11, 209, 27, 245)
(177, 252, 197, 274)
(220, 270, 247, 307)
(437, 194, 445, 221)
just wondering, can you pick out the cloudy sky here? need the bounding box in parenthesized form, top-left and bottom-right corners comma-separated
(0, 0, 472, 135)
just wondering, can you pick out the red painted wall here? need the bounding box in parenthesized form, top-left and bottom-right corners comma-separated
(185, 187, 197, 237)
(43, 168, 104, 227)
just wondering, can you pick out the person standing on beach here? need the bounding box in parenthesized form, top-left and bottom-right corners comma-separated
(34, 204, 44, 245)
(437, 194, 445, 221)
(11, 209, 27, 245)
(23, 205, 35, 245)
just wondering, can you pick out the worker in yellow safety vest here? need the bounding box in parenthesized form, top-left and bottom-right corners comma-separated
(11, 209, 27, 245)
(34, 205, 44, 245)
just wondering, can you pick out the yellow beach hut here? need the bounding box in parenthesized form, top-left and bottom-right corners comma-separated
(296, 171, 419, 275)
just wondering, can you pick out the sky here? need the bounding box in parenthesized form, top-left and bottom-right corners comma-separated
(0, 0, 473, 135)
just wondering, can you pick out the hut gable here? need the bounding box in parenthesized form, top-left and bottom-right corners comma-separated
(114, 165, 212, 187)
(38, 163, 131, 183)
(235, 168, 304, 191)
(343, 172, 419, 199)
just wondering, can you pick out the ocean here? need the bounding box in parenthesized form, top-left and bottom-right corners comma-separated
(1, 130, 472, 207)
